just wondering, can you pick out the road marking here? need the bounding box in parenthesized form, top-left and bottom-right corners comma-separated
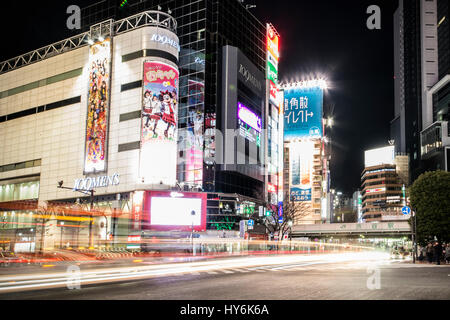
(255, 270, 266, 273)
(191, 272, 201, 276)
(232, 269, 250, 273)
(207, 271, 218, 275)
(219, 270, 234, 274)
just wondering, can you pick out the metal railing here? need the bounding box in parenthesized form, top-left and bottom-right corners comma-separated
(0, 11, 177, 75)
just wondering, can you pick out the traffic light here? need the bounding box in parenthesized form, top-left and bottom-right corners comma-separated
(265, 211, 271, 217)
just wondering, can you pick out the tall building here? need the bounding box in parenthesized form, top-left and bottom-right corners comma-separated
(393, 0, 450, 176)
(361, 146, 409, 222)
(420, 0, 450, 172)
(281, 80, 329, 225)
(0, 1, 285, 251)
(352, 191, 363, 223)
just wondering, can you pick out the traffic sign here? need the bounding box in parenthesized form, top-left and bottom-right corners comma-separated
(278, 217, 284, 224)
(402, 206, 411, 215)
(248, 220, 254, 227)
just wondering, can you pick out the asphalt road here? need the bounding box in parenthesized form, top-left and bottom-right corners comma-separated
(1, 258, 449, 300)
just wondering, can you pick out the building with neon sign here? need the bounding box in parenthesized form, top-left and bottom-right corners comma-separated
(0, 1, 284, 251)
(281, 80, 329, 225)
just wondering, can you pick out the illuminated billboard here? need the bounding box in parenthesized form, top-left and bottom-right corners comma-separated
(144, 191, 207, 232)
(289, 141, 314, 202)
(185, 80, 205, 184)
(84, 39, 111, 173)
(267, 24, 280, 105)
(365, 146, 395, 167)
(284, 86, 323, 140)
(238, 102, 262, 147)
(140, 61, 179, 185)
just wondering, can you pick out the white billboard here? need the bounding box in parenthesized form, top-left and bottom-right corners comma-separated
(150, 197, 202, 226)
(365, 146, 395, 168)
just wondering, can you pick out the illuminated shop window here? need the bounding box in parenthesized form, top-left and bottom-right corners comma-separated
(0, 181, 39, 202)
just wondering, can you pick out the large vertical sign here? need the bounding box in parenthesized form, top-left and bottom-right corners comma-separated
(186, 80, 205, 184)
(267, 24, 280, 105)
(284, 86, 323, 140)
(140, 61, 179, 185)
(289, 141, 314, 202)
(84, 39, 111, 173)
(131, 191, 145, 232)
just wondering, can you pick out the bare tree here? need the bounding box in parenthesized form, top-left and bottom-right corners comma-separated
(250, 193, 311, 240)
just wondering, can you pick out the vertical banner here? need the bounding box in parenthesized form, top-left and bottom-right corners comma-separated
(140, 61, 179, 186)
(267, 24, 280, 105)
(84, 39, 112, 173)
(131, 191, 145, 232)
(289, 141, 314, 202)
(186, 80, 205, 184)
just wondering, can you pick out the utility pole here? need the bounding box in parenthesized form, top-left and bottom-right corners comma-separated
(58, 181, 96, 249)
(89, 189, 94, 249)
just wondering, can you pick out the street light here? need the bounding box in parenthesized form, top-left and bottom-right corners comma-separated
(57, 181, 96, 249)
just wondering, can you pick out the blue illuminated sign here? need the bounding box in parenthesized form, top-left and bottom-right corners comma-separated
(284, 86, 323, 140)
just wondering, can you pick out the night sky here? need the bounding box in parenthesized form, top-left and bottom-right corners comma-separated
(0, 0, 398, 196)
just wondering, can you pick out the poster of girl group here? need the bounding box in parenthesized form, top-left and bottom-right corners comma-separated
(142, 61, 179, 143)
(140, 61, 179, 185)
(84, 39, 111, 173)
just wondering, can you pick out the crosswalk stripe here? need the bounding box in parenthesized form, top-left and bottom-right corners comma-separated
(207, 271, 218, 275)
(219, 270, 234, 274)
(232, 269, 250, 273)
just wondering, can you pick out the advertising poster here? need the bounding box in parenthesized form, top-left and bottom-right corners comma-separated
(238, 102, 262, 147)
(204, 113, 217, 165)
(284, 86, 323, 140)
(140, 61, 179, 185)
(289, 141, 314, 202)
(84, 39, 111, 173)
(185, 80, 205, 184)
(143, 191, 207, 232)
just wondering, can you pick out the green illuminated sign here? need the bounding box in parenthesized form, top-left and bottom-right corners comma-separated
(267, 61, 278, 85)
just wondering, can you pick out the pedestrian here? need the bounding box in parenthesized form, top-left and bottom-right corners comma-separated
(418, 245, 425, 262)
(426, 243, 433, 263)
(445, 244, 450, 265)
(433, 242, 442, 265)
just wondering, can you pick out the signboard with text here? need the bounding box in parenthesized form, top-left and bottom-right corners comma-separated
(284, 86, 323, 140)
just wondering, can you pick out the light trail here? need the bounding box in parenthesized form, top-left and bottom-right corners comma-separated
(0, 251, 390, 293)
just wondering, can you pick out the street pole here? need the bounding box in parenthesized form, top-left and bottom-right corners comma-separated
(290, 226, 292, 252)
(89, 189, 94, 249)
(414, 211, 418, 263)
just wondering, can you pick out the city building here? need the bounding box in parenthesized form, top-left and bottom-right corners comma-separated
(361, 146, 410, 222)
(352, 190, 363, 223)
(281, 80, 329, 225)
(392, 0, 450, 178)
(0, 1, 285, 251)
(420, 0, 450, 172)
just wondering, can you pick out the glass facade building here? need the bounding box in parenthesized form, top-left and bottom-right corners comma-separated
(79, 0, 269, 231)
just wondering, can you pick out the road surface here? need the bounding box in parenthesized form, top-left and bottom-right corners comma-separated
(0, 252, 449, 300)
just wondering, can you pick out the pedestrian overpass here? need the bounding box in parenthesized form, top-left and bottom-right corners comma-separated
(291, 221, 412, 238)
